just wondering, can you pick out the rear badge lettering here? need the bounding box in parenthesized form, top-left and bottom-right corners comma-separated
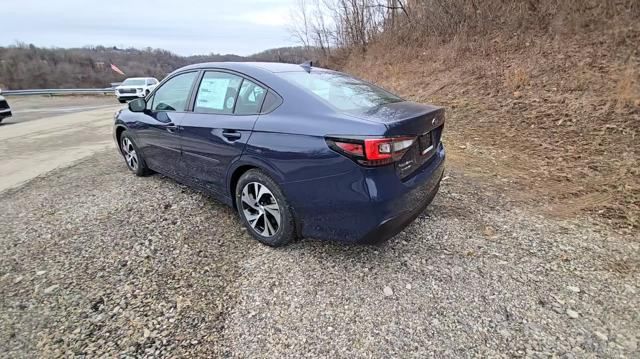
(399, 160, 414, 169)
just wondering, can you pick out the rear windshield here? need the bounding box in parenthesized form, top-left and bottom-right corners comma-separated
(280, 71, 403, 112)
(122, 79, 146, 86)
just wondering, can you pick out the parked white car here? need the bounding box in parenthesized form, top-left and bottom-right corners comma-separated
(0, 89, 12, 123)
(115, 77, 159, 103)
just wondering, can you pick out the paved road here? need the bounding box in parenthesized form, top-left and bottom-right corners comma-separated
(0, 97, 120, 191)
(1, 95, 118, 124)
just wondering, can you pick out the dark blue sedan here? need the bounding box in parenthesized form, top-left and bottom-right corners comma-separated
(114, 62, 445, 246)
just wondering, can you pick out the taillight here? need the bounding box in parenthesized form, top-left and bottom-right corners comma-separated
(334, 141, 364, 157)
(326, 136, 416, 166)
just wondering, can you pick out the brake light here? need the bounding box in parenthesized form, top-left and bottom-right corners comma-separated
(327, 136, 416, 166)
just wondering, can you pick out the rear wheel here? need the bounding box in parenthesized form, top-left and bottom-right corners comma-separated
(235, 169, 296, 247)
(119, 132, 151, 176)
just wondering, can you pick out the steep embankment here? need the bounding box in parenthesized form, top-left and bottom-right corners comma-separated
(347, 28, 640, 232)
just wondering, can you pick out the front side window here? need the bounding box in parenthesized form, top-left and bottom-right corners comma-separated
(280, 71, 402, 113)
(151, 72, 197, 112)
(194, 71, 243, 114)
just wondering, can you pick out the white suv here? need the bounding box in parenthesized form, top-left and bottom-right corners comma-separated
(115, 77, 159, 103)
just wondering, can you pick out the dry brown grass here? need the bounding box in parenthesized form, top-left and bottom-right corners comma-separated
(615, 66, 640, 109)
(345, 26, 640, 233)
(504, 68, 530, 91)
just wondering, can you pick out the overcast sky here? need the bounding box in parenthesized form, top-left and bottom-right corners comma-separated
(0, 0, 298, 56)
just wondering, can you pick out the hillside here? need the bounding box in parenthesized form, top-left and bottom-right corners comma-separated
(337, 2, 640, 232)
(0, 45, 309, 89)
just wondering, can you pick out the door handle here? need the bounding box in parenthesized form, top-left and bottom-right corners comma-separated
(165, 122, 177, 133)
(222, 130, 242, 141)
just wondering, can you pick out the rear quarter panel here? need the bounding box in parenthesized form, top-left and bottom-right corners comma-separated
(234, 110, 389, 241)
(237, 130, 373, 240)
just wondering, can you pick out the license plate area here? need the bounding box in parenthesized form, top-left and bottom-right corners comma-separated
(418, 132, 434, 155)
(396, 128, 442, 180)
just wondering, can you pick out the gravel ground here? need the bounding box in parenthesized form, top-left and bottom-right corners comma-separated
(0, 150, 638, 357)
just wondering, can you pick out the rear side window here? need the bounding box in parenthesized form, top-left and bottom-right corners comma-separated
(151, 72, 197, 112)
(194, 71, 243, 114)
(235, 79, 266, 115)
(260, 91, 282, 113)
(280, 71, 402, 113)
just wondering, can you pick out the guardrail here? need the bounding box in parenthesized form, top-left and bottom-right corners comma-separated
(2, 88, 114, 96)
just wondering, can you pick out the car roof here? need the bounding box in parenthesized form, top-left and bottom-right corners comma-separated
(165, 61, 341, 115)
(125, 77, 155, 80)
(175, 62, 325, 74)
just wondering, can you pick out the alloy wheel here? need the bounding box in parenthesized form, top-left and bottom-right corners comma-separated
(241, 182, 281, 237)
(121, 137, 139, 171)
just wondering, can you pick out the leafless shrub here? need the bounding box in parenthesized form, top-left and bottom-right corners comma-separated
(291, 0, 640, 63)
(504, 67, 530, 91)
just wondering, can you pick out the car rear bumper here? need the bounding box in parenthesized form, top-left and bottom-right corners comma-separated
(285, 143, 445, 244)
(359, 168, 442, 244)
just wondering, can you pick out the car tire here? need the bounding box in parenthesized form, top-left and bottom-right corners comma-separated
(235, 169, 296, 247)
(118, 98, 126, 103)
(119, 131, 152, 176)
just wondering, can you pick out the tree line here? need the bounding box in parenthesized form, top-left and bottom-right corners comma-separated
(0, 44, 310, 90)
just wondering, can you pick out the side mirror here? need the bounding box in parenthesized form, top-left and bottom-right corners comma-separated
(128, 98, 146, 112)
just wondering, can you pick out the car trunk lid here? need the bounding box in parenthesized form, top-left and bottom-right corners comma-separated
(349, 101, 445, 179)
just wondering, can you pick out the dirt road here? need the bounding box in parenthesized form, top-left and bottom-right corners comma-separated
(0, 98, 120, 191)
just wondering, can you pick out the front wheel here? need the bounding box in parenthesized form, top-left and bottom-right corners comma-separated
(118, 98, 126, 103)
(119, 132, 152, 176)
(235, 169, 296, 247)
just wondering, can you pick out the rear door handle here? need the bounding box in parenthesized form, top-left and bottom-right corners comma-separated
(222, 129, 242, 141)
(165, 122, 178, 133)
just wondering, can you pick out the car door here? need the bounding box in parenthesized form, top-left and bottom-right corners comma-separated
(179, 70, 267, 195)
(134, 71, 198, 175)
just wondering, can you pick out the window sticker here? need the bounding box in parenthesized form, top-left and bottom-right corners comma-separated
(196, 78, 231, 110)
